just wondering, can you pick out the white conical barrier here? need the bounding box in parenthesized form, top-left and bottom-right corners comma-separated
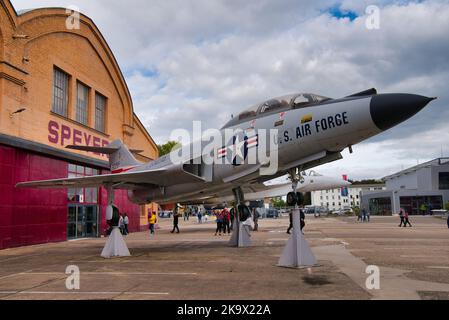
(101, 227, 131, 258)
(278, 209, 317, 268)
(229, 219, 252, 247)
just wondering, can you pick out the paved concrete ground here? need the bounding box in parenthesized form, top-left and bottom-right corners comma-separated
(0, 215, 448, 300)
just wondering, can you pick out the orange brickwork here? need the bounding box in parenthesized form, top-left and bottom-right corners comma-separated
(0, 1, 159, 231)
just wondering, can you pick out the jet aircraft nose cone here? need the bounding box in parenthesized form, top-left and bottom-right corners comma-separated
(370, 94, 436, 131)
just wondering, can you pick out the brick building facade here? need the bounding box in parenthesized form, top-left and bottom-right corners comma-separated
(0, 1, 158, 249)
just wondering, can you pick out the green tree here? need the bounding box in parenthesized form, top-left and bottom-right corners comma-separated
(157, 141, 181, 157)
(271, 197, 286, 208)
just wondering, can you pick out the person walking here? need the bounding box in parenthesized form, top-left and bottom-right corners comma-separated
(253, 207, 259, 232)
(357, 209, 363, 222)
(230, 207, 235, 231)
(404, 210, 412, 227)
(366, 210, 370, 222)
(171, 204, 181, 233)
(300, 208, 306, 233)
(123, 212, 129, 235)
(398, 208, 405, 227)
(197, 207, 202, 224)
(119, 214, 125, 235)
(447, 214, 449, 229)
(184, 207, 190, 221)
(148, 211, 157, 236)
(214, 209, 223, 236)
(222, 207, 231, 234)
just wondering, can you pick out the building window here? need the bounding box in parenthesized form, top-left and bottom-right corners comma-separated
(439, 172, 449, 190)
(76, 82, 89, 125)
(95, 92, 106, 132)
(52, 67, 69, 117)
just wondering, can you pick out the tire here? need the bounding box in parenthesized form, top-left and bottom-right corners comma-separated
(238, 204, 251, 221)
(287, 192, 297, 206)
(296, 192, 304, 206)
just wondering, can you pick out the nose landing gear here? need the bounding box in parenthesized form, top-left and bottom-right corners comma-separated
(286, 168, 305, 207)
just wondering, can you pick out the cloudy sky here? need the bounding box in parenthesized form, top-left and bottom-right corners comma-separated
(11, 0, 449, 180)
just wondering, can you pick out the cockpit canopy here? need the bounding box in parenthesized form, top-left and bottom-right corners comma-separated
(224, 93, 331, 128)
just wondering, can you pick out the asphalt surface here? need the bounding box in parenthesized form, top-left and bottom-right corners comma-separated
(0, 215, 448, 300)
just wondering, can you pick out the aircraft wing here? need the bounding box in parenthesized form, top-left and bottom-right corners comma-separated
(16, 167, 205, 189)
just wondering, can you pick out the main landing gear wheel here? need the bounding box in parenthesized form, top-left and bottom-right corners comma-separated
(287, 192, 297, 206)
(296, 192, 304, 206)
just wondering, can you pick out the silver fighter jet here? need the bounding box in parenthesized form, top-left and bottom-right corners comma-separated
(17, 88, 435, 212)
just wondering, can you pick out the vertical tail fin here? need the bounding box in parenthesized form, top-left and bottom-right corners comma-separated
(65, 139, 141, 173)
(108, 139, 141, 173)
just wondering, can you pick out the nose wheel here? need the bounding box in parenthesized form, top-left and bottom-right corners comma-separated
(287, 192, 305, 207)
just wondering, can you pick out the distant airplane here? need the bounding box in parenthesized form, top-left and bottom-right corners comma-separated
(17, 88, 435, 239)
(205, 171, 350, 204)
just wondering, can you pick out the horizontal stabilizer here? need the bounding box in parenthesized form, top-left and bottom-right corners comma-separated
(66, 145, 119, 154)
(16, 165, 205, 189)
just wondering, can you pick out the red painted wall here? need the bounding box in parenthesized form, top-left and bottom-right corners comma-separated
(99, 181, 141, 234)
(161, 203, 175, 211)
(0, 145, 141, 250)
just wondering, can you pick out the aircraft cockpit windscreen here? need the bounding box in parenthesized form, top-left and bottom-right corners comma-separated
(291, 93, 331, 109)
(258, 97, 290, 114)
(238, 104, 259, 121)
(222, 93, 332, 129)
(311, 94, 332, 103)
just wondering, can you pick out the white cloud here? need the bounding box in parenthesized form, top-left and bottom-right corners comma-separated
(11, 0, 449, 179)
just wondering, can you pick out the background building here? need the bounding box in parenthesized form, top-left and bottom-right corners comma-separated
(361, 158, 449, 215)
(311, 184, 385, 212)
(0, 1, 158, 249)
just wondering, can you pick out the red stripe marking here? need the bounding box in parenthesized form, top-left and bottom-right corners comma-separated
(112, 166, 136, 174)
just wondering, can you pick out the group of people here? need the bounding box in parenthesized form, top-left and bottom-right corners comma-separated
(114, 203, 449, 239)
(213, 207, 233, 236)
(357, 208, 370, 222)
(118, 213, 129, 235)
